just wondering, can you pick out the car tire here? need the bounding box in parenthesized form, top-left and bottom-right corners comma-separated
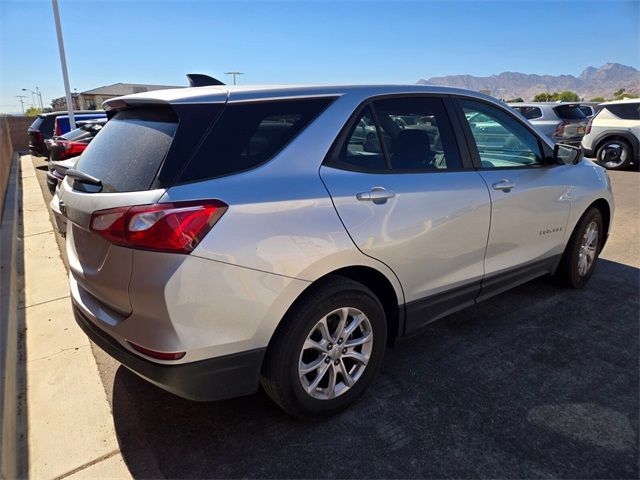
(261, 276, 387, 418)
(596, 138, 632, 170)
(553, 207, 603, 289)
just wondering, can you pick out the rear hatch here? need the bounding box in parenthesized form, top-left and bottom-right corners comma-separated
(59, 95, 229, 314)
(552, 104, 587, 139)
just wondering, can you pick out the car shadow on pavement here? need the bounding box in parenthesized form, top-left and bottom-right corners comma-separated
(112, 259, 639, 479)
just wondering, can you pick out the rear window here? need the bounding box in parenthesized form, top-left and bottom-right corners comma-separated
(61, 124, 103, 142)
(513, 106, 542, 120)
(553, 105, 586, 120)
(74, 109, 177, 193)
(178, 98, 334, 183)
(605, 103, 640, 120)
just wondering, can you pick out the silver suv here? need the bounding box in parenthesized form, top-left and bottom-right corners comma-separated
(61, 85, 614, 417)
(508, 102, 588, 146)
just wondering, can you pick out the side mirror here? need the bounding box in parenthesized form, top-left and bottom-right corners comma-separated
(553, 144, 583, 165)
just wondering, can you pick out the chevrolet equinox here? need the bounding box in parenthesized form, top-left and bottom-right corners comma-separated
(60, 85, 614, 417)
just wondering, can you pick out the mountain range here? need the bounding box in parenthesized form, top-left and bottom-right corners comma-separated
(417, 63, 640, 100)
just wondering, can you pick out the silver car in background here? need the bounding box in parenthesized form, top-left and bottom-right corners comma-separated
(509, 102, 588, 146)
(60, 85, 614, 417)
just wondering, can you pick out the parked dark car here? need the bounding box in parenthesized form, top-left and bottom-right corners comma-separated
(27, 110, 105, 157)
(45, 119, 107, 193)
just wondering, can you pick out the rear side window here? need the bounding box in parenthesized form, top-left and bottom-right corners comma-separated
(605, 103, 640, 120)
(29, 117, 45, 130)
(579, 106, 594, 117)
(178, 98, 334, 183)
(513, 106, 542, 120)
(74, 109, 177, 193)
(553, 105, 586, 120)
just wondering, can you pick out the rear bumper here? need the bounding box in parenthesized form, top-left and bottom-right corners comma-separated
(73, 303, 265, 401)
(46, 171, 58, 193)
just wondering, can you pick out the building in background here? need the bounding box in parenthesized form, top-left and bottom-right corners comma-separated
(50, 83, 182, 110)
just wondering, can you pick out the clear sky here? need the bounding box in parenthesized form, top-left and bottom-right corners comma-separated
(1, 0, 638, 113)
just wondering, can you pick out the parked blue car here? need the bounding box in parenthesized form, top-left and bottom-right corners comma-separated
(54, 113, 107, 136)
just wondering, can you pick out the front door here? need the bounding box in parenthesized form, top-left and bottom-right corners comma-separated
(456, 98, 572, 296)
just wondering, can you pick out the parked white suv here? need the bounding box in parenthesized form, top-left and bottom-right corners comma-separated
(581, 99, 640, 170)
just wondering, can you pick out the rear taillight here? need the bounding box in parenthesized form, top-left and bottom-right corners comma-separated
(553, 121, 567, 137)
(586, 117, 593, 135)
(54, 121, 61, 136)
(57, 141, 87, 159)
(35, 131, 44, 143)
(90, 200, 227, 254)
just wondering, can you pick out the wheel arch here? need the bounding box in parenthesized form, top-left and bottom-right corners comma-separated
(594, 131, 638, 158)
(268, 265, 403, 351)
(589, 198, 612, 250)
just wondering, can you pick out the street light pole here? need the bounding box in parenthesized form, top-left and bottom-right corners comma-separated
(51, 0, 75, 129)
(35, 86, 44, 110)
(15, 95, 26, 114)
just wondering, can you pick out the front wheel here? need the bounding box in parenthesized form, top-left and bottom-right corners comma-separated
(596, 139, 632, 170)
(554, 207, 603, 288)
(261, 277, 387, 418)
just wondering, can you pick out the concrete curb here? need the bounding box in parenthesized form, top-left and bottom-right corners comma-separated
(0, 153, 26, 479)
(19, 155, 131, 479)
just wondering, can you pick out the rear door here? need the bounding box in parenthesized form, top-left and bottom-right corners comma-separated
(320, 96, 491, 332)
(553, 104, 587, 141)
(59, 108, 180, 315)
(455, 98, 572, 298)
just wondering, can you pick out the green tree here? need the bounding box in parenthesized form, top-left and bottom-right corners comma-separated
(533, 92, 554, 102)
(556, 91, 580, 102)
(507, 97, 524, 103)
(24, 107, 43, 117)
(612, 88, 638, 100)
(590, 96, 605, 102)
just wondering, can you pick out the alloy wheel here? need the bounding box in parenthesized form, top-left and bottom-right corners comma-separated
(599, 142, 627, 169)
(298, 307, 373, 400)
(577, 221, 598, 277)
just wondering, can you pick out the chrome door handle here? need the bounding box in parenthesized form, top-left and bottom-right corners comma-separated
(492, 180, 515, 192)
(356, 187, 396, 204)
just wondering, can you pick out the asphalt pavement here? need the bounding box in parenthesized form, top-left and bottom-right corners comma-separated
(32, 156, 639, 479)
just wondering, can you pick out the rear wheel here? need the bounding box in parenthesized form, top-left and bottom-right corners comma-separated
(261, 277, 386, 418)
(596, 139, 632, 170)
(554, 207, 603, 288)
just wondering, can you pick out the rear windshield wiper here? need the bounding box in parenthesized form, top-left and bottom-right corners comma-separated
(65, 169, 102, 187)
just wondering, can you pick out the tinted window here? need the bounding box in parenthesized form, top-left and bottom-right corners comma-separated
(373, 97, 462, 170)
(61, 124, 103, 142)
(460, 99, 543, 168)
(179, 98, 334, 183)
(74, 109, 177, 193)
(513, 106, 542, 120)
(579, 106, 594, 117)
(606, 103, 640, 120)
(339, 106, 387, 170)
(553, 105, 586, 120)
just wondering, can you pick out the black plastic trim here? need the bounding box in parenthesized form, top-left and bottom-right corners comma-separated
(402, 255, 561, 335)
(73, 303, 265, 402)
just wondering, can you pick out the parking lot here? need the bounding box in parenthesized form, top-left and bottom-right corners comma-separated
(28, 154, 639, 479)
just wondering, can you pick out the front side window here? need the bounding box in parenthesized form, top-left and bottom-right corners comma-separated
(373, 97, 462, 171)
(460, 99, 543, 169)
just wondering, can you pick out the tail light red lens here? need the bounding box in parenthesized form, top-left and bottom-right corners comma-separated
(90, 200, 227, 254)
(585, 118, 593, 135)
(54, 121, 61, 137)
(57, 141, 87, 159)
(553, 121, 567, 137)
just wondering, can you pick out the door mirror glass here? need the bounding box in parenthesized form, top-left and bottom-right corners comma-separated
(554, 144, 583, 165)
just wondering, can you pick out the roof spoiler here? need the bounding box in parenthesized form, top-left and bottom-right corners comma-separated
(186, 74, 225, 87)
